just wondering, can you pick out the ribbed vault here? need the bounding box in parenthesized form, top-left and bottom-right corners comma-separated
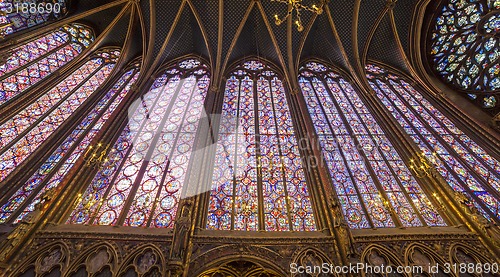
(0, 0, 428, 93)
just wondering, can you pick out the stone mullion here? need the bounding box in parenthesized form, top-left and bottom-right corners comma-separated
(332, 77, 429, 227)
(48, 66, 145, 225)
(373, 78, 478, 224)
(410, 71, 500, 159)
(287, 90, 330, 231)
(179, 84, 221, 277)
(230, 77, 243, 230)
(266, 76, 294, 231)
(411, 80, 500, 167)
(384, 79, 500, 212)
(0, 44, 98, 123)
(0, 65, 133, 267)
(0, 63, 104, 156)
(253, 75, 265, 232)
(311, 77, 382, 228)
(3, 67, 137, 225)
(147, 74, 201, 228)
(115, 77, 186, 226)
(0, 39, 72, 83)
(0, 2, 133, 120)
(193, 81, 225, 230)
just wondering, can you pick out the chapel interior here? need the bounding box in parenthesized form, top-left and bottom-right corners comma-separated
(0, 0, 499, 276)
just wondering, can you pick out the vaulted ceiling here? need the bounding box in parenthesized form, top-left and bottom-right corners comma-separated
(10, 0, 435, 90)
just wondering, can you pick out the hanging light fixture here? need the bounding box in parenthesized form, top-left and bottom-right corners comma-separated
(271, 0, 327, 32)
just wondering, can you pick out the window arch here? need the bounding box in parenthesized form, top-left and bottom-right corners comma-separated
(429, 0, 499, 111)
(366, 64, 500, 222)
(69, 58, 210, 228)
(299, 61, 446, 229)
(0, 23, 94, 105)
(0, 0, 68, 37)
(207, 60, 316, 232)
(0, 48, 120, 185)
(0, 59, 139, 224)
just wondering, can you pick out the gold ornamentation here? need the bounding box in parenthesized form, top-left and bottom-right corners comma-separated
(409, 151, 438, 178)
(271, 0, 328, 32)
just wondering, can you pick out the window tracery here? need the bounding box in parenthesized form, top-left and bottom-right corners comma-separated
(299, 61, 446, 229)
(207, 60, 316, 232)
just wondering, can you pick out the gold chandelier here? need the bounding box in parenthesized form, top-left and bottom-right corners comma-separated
(271, 0, 327, 32)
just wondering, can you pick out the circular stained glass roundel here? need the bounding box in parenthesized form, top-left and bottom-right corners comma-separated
(430, 0, 500, 98)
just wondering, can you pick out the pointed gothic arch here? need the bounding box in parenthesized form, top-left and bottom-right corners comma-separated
(206, 57, 317, 232)
(68, 56, 211, 228)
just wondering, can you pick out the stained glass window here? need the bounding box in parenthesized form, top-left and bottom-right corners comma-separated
(0, 60, 138, 224)
(430, 0, 499, 110)
(207, 60, 316, 232)
(0, 23, 94, 105)
(299, 62, 446, 229)
(69, 58, 210, 228)
(0, 49, 120, 186)
(366, 64, 500, 222)
(0, 0, 67, 37)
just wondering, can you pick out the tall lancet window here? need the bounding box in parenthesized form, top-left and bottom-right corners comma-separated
(0, 23, 94, 105)
(207, 60, 316, 232)
(0, 49, 120, 184)
(429, 0, 499, 111)
(0, 60, 139, 224)
(366, 64, 500, 222)
(299, 62, 446, 229)
(0, 0, 68, 37)
(69, 58, 210, 228)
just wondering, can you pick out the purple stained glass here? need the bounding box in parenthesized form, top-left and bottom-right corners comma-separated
(0, 0, 67, 37)
(0, 50, 119, 184)
(366, 63, 500, 221)
(0, 24, 94, 105)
